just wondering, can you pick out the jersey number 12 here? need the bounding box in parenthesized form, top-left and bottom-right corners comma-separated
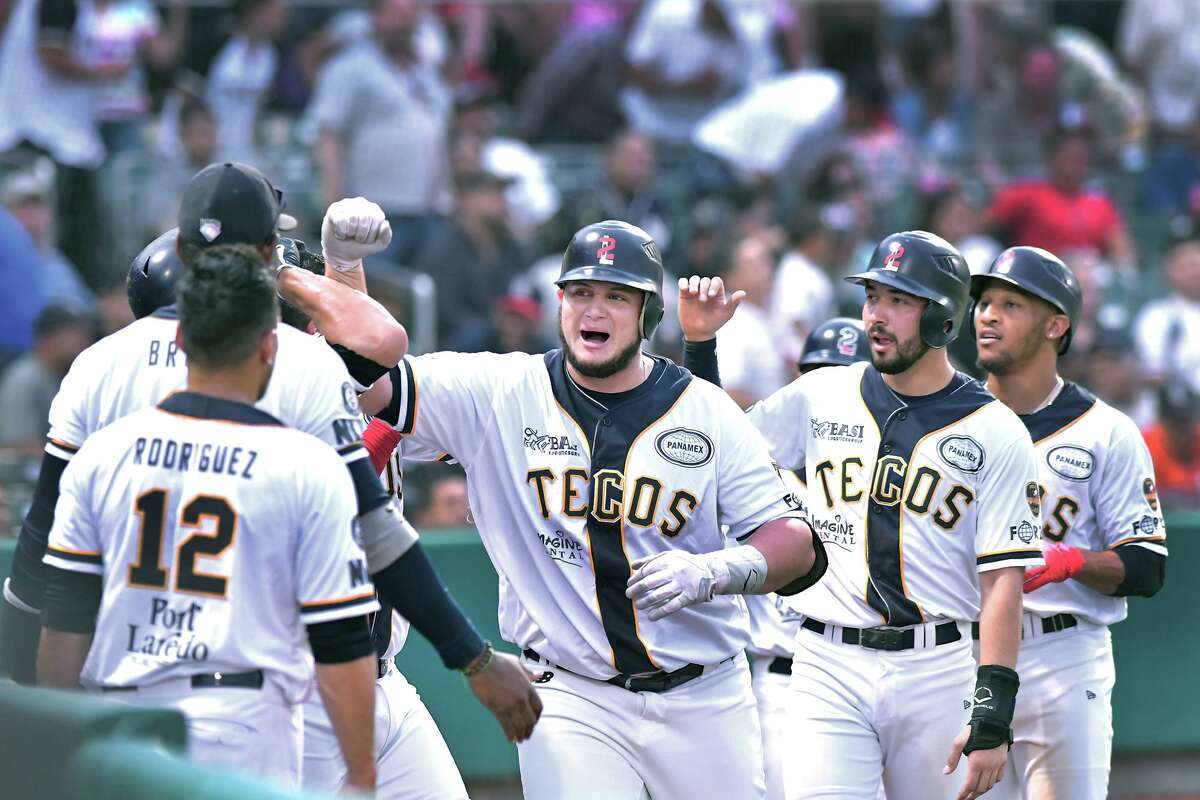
(128, 489, 237, 597)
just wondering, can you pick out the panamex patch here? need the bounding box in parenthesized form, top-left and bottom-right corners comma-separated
(810, 418, 865, 443)
(937, 435, 985, 473)
(655, 428, 713, 467)
(1046, 445, 1095, 481)
(524, 427, 580, 457)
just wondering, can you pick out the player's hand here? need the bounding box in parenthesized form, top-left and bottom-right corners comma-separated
(322, 197, 393, 271)
(944, 726, 1006, 800)
(467, 651, 543, 743)
(1022, 543, 1085, 593)
(677, 275, 745, 343)
(626, 551, 720, 621)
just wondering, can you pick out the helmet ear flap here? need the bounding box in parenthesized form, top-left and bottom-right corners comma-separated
(919, 301, 957, 349)
(640, 290, 665, 340)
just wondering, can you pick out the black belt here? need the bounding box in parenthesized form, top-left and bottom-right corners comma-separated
(102, 669, 264, 692)
(801, 618, 961, 651)
(768, 656, 792, 676)
(970, 613, 1077, 640)
(524, 648, 706, 694)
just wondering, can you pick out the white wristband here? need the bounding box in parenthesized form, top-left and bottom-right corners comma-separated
(710, 545, 769, 596)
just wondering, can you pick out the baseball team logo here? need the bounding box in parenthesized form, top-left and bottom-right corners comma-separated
(1143, 477, 1159, 511)
(1025, 481, 1042, 518)
(596, 235, 617, 266)
(199, 218, 222, 243)
(837, 326, 858, 356)
(882, 242, 905, 271)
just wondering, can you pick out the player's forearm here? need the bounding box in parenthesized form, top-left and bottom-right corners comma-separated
(1073, 548, 1125, 595)
(36, 629, 90, 688)
(277, 268, 407, 365)
(315, 656, 377, 790)
(747, 518, 819, 594)
(977, 567, 1023, 669)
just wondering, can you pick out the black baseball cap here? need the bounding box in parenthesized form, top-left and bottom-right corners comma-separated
(177, 162, 297, 246)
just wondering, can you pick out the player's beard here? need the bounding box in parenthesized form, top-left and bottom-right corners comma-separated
(559, 325, 643, 379)
(977, 329, 1043, 376)
(869, 327, 929, 374)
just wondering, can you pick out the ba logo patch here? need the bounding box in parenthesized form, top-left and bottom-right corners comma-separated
(199, 218, 222, 243)
(596, 235, 616, 266)
(882, 241, 905, 270)
(938, 435, 985, 473)
(1025, 481, 1041, 517)
(1046, 445, 1095, 481)
(655, 428, 713, 467)
(341, 382, 360, 415)
(1143, 478, 1159, 511)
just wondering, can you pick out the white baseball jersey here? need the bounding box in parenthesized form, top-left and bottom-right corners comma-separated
(43, 393, 378, 701)
(45, 307, 367, 471)
(748, 361, 1043, 628)
(389, 349, 801, 679)
(745, 469, 808, 659)
(1020, 382, 1168, 625)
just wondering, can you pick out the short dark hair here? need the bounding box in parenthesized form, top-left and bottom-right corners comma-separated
(178, 245, 278, 369)
(179, 97, 213, 127)
(34, 304, 91, 338)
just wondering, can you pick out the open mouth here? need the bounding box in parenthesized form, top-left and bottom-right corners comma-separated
(869, 331, 894, 349)
(977, 331, 1001, 343)
(580, 330, 610, 344)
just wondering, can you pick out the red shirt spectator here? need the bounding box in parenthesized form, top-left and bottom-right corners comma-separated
(987, 128, 1134, 269)
(1142, 384, 1200, 503)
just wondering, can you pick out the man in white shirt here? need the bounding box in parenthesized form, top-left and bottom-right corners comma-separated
(1133, 236, 1200, 393)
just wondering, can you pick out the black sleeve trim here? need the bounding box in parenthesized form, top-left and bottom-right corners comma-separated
(1113, 545, 1166, 598)
(329, 343, 390, 390)
(9, 452, 70, 607)
(41, 566, 101, 634)
(371, 542, 485, 670)
(683, 338, 721, 386)
(347, 452, 391, 515)
(307, 615, 374, 664)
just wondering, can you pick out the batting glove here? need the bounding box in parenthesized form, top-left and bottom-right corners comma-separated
(625, 546, 767, 621)
(321, 197, 393, 271)
(1022, 543, 1085, 593)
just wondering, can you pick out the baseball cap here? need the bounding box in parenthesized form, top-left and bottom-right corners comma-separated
(177, 162, 297, 246)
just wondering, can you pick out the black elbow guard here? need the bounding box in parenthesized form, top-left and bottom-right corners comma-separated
(1113, 546, 1166, 598)
(775, 525, 827, 596)
(330, 343, 390, 391)
(308, 616, 375, 664)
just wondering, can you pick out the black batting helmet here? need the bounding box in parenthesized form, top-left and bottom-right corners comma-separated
(846, 230, 972, 348)
(557, 220, 665, 339)
(970, 246, 1083, 354)
(127, 228, 184, 319)
(800, 317, 869, 371)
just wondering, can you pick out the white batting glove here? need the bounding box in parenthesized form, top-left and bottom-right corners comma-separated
(625, 546, 768, 621)
(321, 197, 393, 272)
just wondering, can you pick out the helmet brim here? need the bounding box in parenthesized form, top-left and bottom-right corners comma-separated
(845, 270, 950, 306)
(556, 266, 660, 296)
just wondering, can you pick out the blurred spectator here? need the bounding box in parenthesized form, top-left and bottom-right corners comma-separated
(415, 475, 471, 530)
(1118, 0, 1200, 142)
(891, 26, 972, 164)
(986, 127, 1134, 271)
(0, 305, 92, 453)
(206, 0, 286, 164)
(94, 278, 135, 336)
(620, 0, 776, 144)
(144, 98, 216, 240)
(713, 235, 784, 407)
(544, 129, 672, 258)
(453, 86, 559, 242)
(0, 483, 11, 539)
(0, 200, 49, 362)
(1, 166, 95, 314)
(1142, 383, 1200, 504)
(309, 0, 452, 265)
(414, 169, 526, 347)
(1134, 238, 1200, 393)
(1144, 117, 1200, 216)
(921, 181, 1000, 274)
(447, 292, 554, 356)
(770, 203, 853, 365)
(842, 68, 916, 234)
(1069, 327, 1157, 430)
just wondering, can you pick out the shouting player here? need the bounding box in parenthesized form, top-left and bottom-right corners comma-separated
(680, 231, 1043, 800)
(37, 247, 379, 791)
(972, 246, 1167, 799)
(361, 220, 825, 800)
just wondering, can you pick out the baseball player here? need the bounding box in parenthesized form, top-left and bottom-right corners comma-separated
(37, 246, 379, 791)
(1, 164, 541, 744)
(680, 310, 870, 800)
(360, 220, 826, 800)
(971, 246, 1167, 799)
(679, 231, 1043, 800)
(274, 235, 473, 799)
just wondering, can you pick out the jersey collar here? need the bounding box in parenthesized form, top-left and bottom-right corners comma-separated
(1020, 381, 1097, 444)
(158, 391, 283, 426)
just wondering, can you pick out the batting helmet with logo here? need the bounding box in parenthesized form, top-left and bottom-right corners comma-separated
(127, 228, 184, 319)
(557, 220, 665, 339)
(846, 230, 972, 348)
(970, 246, 1083, 354)
(800, 317, 870, 371)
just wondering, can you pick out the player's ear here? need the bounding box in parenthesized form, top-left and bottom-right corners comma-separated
(174, 322, 185, 352)
(1045, 313, 1070, 346)
(260, 328, 278, 367)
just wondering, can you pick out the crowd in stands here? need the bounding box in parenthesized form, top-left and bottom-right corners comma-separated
(0, 0, 1198, 525)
